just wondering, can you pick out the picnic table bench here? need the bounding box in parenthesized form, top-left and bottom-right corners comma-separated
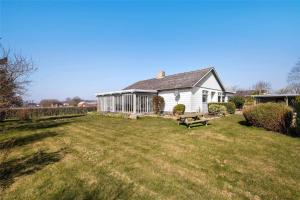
(177, 113, 209, 128)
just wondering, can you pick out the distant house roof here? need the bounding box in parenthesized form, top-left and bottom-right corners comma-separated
(124, 67, 225, 91)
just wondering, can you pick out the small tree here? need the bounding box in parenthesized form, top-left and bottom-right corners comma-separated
(229, 96, 245, 109)
(296, 96, 300, 134)
(65, 96, 83, 106)
(152, 95, 164, 114)
(287, 60, 300, 94)
(0, 47, 36, 121)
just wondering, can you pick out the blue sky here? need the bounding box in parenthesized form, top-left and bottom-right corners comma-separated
(1, 0, 300, 101)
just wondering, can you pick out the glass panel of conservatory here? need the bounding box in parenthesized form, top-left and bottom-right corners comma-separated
(136, 95, 153, 113)
(124, 94, 134, 113)
(115, 95, 122, 112)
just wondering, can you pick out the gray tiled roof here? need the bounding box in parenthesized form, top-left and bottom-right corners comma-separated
(124, 67, 213, 91)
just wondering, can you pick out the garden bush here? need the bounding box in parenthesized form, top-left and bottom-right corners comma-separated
(244, 96, 255, 107)
(173, 104, 185, 115)
(152, 95, 165, 114)
(243, 103, 293, 133)
(296, 96, 300, 134)
(208, 102, 236, 114)
(229, 95, 245, 109)
(208, 104, 226, 115)
(225, 102, 236, 114)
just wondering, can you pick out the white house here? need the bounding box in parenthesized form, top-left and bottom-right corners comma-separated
(96, 67, 233, 114)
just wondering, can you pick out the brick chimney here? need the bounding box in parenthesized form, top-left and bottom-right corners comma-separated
(156, 70, 165, 79)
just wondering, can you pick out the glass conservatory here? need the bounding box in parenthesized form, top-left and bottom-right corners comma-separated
(96, 89, 157, 114)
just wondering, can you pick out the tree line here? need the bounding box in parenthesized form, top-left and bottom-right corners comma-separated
(227, 60, 300, 95)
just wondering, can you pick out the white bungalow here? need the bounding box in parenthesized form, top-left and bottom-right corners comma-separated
(96, 67, 233, 114)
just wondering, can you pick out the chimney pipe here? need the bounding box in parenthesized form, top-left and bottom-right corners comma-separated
(156, 70, 165, 79)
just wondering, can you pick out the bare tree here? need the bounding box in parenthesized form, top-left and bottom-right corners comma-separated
(40, 99, 62, 107)
(276, 87, 292, 94)
(225, 85, 239, 92)
(65, 96, 83, 106)
(287, 60, 300, 94)
(252, 81, 271, 94)
(0, 47, 36, 120)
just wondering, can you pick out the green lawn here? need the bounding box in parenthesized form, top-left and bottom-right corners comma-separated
(1, 114, 300, 200)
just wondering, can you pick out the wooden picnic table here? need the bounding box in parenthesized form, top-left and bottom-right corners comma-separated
(177, 113, 209, 129)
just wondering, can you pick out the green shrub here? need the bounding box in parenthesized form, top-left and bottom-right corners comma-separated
(173, 104, 185, 115)
(152, 96, 165, 114)
(208, 104, 226, 115)
(208, 102, 236, 114)
(229, 96, 245, 109)
(296, 97, 300, 134)
(225, 102, 236, 114)
(243, 103, 293, 134)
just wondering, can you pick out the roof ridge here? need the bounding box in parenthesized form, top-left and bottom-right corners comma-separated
(161, 67, 213, 79)
(132, 67, 213, 83)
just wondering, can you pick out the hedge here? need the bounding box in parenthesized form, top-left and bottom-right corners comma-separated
(296, 97, 300, 134)
(208, 102, 236, 114)
(173, 104, 185, 115)
(243, 103, 293, 134)
(208, 104, 226, 115)
(1, 107, 96, 121)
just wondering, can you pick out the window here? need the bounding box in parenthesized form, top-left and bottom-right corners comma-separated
(211, 92, 215, 101)
(218, 92, 225, 102)
(218, 92, 225, 103)
(218, 92, 222, 102)
(202, 90, 208, 103)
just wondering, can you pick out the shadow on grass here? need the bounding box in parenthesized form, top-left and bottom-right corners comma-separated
(239, 120, 300, 137)
(34, 115, 85, 122)
(186, 123, 212, 129)
(0, 131, 61, 150)
(238, 120, 252, 127)
(0, 148, 67, 190)
(0, 115, 84, 125)
(1, 120, 72, 132)
(287, 127, 300, 138)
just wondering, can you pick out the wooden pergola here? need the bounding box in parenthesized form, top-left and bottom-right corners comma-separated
(96, 89, 157, 114)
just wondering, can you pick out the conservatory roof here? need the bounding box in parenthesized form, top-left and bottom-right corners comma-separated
(96, 89, 157, 96)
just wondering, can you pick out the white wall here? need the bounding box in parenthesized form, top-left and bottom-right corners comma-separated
(196, 71, 222, 90)
(190, 71, 227, 113)
(191, 87, 202, 112)
(158, 89, 192, 112)
(156, 71, 228, 113)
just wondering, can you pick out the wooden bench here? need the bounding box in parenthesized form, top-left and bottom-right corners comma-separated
(177, 113, 209, 128)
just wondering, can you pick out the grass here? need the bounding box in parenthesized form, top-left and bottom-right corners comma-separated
(0, 114, 300, 200)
